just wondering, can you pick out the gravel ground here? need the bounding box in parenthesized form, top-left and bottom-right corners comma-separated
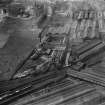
(0, 17, 41, 81)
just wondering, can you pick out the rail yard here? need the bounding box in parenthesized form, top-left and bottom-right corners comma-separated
(1, 0, 105, 105)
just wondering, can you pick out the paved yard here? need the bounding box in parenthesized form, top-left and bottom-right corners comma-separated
(0, 17, 41, 81)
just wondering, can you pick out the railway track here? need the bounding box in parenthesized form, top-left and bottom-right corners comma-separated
(0, 18, 70, 105)
(8, 77, 105, 105)
(0, 70, 65, 105)
(1, 3, 105, 105)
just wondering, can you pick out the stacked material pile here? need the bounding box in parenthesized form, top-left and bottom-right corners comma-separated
(70, 8, 99, 44)
(65, 1, 105, 89)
